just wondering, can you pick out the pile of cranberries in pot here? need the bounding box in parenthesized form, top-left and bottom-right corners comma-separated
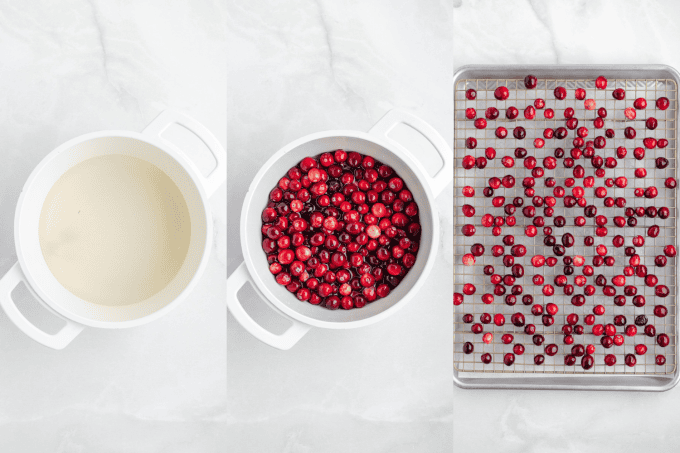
(261, 150, 421, 310)
(458, 75, 677, 369)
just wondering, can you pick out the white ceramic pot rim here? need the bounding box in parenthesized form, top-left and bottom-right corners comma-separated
(15, 130, 211, 329)
(242, 130, 439, 329)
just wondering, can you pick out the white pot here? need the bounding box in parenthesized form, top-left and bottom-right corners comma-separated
(227, 109, 451, 349)
(0, 110, 225, 349)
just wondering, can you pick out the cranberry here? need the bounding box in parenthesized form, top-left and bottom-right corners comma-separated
(496, 127, 508, 139)
(545, 344, 558, 356)
(658, 334, 670, 347)
(494, 86, 510, 100)
(554, 86, 567, 100)
(581, 355, 594, 370)
(613, 88, 625, 100)
(492, 106, 511, 120)
(595, 76, 607, 89)
(481, 353, 492, 364)
(497, 334, 513, 345)
(465, 89, 476, 100)
(486, 107, 499, 120)
(624, 108, 636, 120)
(634, 97, 647, 109)
(575, 88, 586, 100)
(604, 354, 617, 366)
(656, 355, 667, 366)
(657, 97, 670, 110)
(656, 157, 669, 169)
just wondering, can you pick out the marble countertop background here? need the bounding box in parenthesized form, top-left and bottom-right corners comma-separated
(454, 1, 680, 452)
(0, 2, 226, 451)
(226, 1, 453, 451)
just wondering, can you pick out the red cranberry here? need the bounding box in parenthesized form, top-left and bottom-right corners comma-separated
(595, 76, 607, 89)
(604, 354, 617, 366)
(522, 105, 535, 120)
(634, 97, 647, 109)
(486, 107, 499, 120)
(465, 89, 476, 100)
(657, 96, 670, 110)
(494, 86, 509, 100)
(545, 344, 558, 356)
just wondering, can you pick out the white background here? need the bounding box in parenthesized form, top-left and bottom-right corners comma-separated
(0, 2, 226, 451)
(226, 1, 453, 451)
(454, 1, 680, 452)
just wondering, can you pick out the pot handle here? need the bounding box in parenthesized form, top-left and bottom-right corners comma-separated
(0, 262, 84, 350)
(143, 110, 226, 198)
(369, 109, 452, 197)
(227, 262, 310, 350)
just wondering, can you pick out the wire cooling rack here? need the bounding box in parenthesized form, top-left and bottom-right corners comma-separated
(454, 72, 677, 378)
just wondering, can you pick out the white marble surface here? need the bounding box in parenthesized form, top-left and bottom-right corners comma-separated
(0, 2, 226, 451)
(454, 1, 680, 452)
(226, 1, 453, 451)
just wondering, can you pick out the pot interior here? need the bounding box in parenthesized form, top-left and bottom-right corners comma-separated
(243, 134, 436, 325)
(17, 136, 208, 323)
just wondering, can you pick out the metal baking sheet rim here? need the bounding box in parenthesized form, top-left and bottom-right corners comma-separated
(452, 64, 680, 392)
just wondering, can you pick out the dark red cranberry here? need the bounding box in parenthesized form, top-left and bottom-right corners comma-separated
(581, 355, 594, 370)
(658, 334, 670, 347)
(554, 86, 567, 100)
(486, 107, 499, 120)
(524, 75, 538, 90)
(501, 107, 517, 121)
